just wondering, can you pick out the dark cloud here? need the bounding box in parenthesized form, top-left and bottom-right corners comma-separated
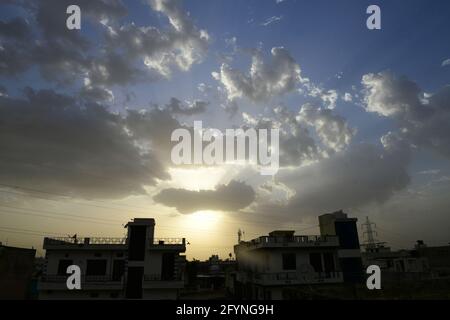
(0, 88, 170, 199)
(165, 97, 208, 115)
(0, 0, 209, 90)
(153, 180, 256, 214)
(79, 85, 114, 102)
(274, 141, 411, 216)
(0, 17, 31, 40)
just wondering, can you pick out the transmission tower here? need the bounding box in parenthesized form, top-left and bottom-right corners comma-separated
(361, 216, 382, 249)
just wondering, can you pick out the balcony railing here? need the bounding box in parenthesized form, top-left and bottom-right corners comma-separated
(152, 238, 185, 245)
(44, 237, 127, 246)
(240, 235, 339, 248)
(143, 274, 183, 281)
(41, 275, 123, 282)
(44, 237, 184, 246)
(254, 271, 342, 281)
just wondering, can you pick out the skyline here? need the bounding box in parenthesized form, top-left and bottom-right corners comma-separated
(1, 0, 450, 260)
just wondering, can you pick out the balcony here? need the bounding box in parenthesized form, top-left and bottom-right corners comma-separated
(43, 237, 185, 251)
(237, 235, 339, 251)
(39, 274, 124, 290)
(151, 238, 186, 251)
(43, 237, 127, 250)
(238, 271, 343, 286)
(142, 274, 184, 289)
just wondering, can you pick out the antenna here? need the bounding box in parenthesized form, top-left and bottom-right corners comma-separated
(237, 229, 242, 243)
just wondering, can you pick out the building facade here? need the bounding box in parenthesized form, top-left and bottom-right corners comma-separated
(232, 211, 363, 300)
(0, 244, 36, 299)
(38, 218, 186, 299)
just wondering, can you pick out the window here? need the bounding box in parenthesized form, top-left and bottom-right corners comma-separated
(323, 253, 335, 272)
(57, 259, 73, 275)
(86, 260, 107, 276)
(161, 253, 175, 280)
(282, 253, 296, 270)
(112, 260, 125, 281)
(309, 253, 323, 272)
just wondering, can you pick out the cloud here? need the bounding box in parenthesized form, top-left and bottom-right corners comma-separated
(102, 0, 209, 80)
(343, 92, 353, 102)
(0, 17, 31, 40)
(0, 88, 170, 199)
(241, 103, 355, 166)
(242, 109, 319, 167)
(307, 86, 339, 109)
(213, 47, 302, 102)
(297, 104, 355, 152)
(442, 59, 450, 67)
(261, 16, 283, 27)
(0, 0, 209, 89)
(153, 180, 256, 214)
(274, 140, 411, 215)
(165, 97, 208, 115)
(362, 71, 450, 158)
(79, 84, 114, 102)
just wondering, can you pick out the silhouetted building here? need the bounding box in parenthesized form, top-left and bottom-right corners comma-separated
(38, 218, 186, 299)
(183, 255, 236, 299)
(232, 211, 363, 300)
(0, 244, 36, 299)
(415, 241, 450, 278)
(362, 244, 430, 282)
(319, 210, 364, 283)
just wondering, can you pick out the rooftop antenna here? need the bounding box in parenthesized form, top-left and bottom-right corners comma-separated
(237, 229, 242, 243)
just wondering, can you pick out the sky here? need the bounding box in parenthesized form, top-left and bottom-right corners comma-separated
(1, 0, 450, 259)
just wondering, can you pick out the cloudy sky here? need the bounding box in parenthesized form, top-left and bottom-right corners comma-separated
(1, 0, 450, 259)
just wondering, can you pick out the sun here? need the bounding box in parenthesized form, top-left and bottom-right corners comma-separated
(186, 210, 221, 230)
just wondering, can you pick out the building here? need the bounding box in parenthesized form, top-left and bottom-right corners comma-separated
(319, 210, 364, 283)
(184, 254, 236, 297)
(0, 244, 36, 299)
(362, 244, 430, 282)
(415, 241, 450, 278)
(38, 218, 186, 299)
(232, 211, 363, 300)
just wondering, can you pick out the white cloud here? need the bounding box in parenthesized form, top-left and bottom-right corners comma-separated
(213, 47, 302, 102)
(261, 16, 283, 27)
(442, 58, 450, 67)
(297, 104, 355, 152)
(362, 71, 450, 158)
(343, 92, 353, 102)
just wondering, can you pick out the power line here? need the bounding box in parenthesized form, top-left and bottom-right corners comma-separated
(0, 182, 317, 230)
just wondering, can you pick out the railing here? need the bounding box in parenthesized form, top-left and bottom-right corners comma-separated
(152, 238, 185, 245)
(253, 271, 342, 283)
(243, 235, 338, 247)
(143, 274, 183, 281)
(44, 237, 127, 245)
(41, 275, 122, 282)
(44, 237, 185, 246)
